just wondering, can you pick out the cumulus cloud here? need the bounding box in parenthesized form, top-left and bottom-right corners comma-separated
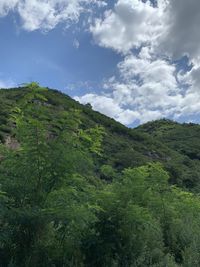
(91, 0, 200, 62)
(75, 48, 181, 124)
(114, 50, 181, 110)
(75, 93, 140, 125)
(90, 0, 165, 54)
(84, 0, 200, 125)
(0, 0, 18, 16)
(75, 46, 200, 125)
(0, 0, 106, 31)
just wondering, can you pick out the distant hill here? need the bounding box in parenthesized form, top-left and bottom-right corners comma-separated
(0, 86, 200, 191)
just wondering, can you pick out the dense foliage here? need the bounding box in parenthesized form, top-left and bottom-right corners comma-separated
(1, 84, 200, 266)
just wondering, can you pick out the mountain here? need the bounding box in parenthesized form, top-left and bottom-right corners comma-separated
(137, 119, 200, 161)
(1, 83, 200, 267)
(0, 85, 200, 191)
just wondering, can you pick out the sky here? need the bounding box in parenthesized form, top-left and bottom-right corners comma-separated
(1, 0, 200, 127)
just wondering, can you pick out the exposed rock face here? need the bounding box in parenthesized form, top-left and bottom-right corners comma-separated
(5, 136, 20, 150)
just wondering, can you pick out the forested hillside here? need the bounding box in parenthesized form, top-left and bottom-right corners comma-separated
(1, 83, 200, 266)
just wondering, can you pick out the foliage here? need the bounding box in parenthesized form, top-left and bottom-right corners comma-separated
(1, 85, 200, 266)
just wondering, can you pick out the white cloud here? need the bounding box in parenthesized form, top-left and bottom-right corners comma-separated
(86, 0, 200, 125)
(75, 93, 122, 118)
(0, 0, 106, 31)
(176, 65, 200, 116)
(73, 39, 80, 49)
(75, 47, 200, 125)
(91, 0, 200, 62)
(90, 0, 165, 54)
(115, 51, 181, 110)
(75, 93, 140, 125)
(75, 49, 182, 124)
(0, 0, 18, 16)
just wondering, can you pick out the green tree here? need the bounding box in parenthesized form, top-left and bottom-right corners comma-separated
(0, 88, 104, 266)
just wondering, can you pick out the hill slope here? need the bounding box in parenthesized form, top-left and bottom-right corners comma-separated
(0, 85, 200, 190)
(1, 84, 200, 266)
(0, 87, 200, 189)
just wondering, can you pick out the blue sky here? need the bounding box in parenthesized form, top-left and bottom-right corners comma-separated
(0, 10, 121, 92)
(1, 0, 200, 126)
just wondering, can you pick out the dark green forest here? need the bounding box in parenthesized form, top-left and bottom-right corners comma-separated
(1, 83, 200, 266)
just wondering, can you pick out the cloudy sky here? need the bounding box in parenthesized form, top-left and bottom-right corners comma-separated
(1, 0, 200, 126)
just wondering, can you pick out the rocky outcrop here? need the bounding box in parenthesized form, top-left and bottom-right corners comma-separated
(5, 136, 20, 150)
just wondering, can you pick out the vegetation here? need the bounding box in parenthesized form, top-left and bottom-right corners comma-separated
(1, 84, 200, 266)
